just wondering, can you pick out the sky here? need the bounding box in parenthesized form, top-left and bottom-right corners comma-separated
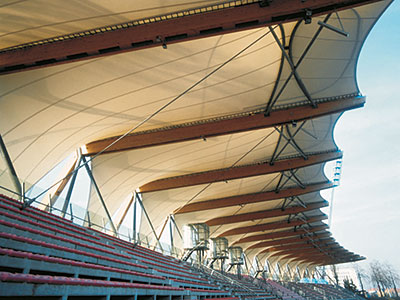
(321, 0, 400, 279)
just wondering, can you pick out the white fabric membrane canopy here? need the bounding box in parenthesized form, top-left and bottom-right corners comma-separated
(0, 0, 391, 267)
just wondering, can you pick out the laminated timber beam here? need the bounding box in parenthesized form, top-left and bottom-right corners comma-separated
(267, 243, 341, 256)
(282, 253, 341, 265)
(206, 200, 328, 226)
(85, 96, 365, 156)
(219, 214, 327, 237)
(282, 250, 340, 261)
(303, 255, 364, 265)
(233, 224, 328, 244)
(140, 151, 342, 192)
(0, 1, 380, 75)
(278, 248, 348, 261)
(242, 234, 331, 249)
(268, 248, 345, 264)
(175, 182, 332, 214)
(282, 248, 355, 261)
(248, 231, 331, 250)
(296, 252, 363, 265)
(258, 241, 338, 257)
(299, 254, 360, 265)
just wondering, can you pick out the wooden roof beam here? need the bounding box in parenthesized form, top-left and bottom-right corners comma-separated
(248, 231, 331, 250)
(283, 249, 355, 261)
(279, 248, 341, 260)
(206, 200, 328, 227)
(85, 96, 364, 156)
(233, 224, 328, 245)
(268, 243, 342, 257)
(262, 240, 337, 255)
(304, 255, 364, 266)
(140, 151, 342, 192)
(292, 249, 361, 261)
(175, 181, 332, 214)
(243, 234, 330, 250)
(219, 214, 327, 237)
(0, 1, 380, 74)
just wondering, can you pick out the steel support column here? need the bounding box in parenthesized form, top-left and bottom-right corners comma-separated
(61, 155, 82, 217)
(135, 192, 163, 252)
(82, 156, 117, 236)
(0, 134, 21, 199)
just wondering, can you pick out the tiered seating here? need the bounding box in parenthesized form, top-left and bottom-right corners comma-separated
(0, 195, 275, 299)
(312, 283, 363, 300)
(196, 267, 276, 300)
(284, 281, 360, 300)
(266, 279, 306, 300)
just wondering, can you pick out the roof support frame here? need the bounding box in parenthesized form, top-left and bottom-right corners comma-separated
(285, 125, 308, 160)
(275, 169, 306, 193)
(268, 25, 316, 108)
(282, 195, 307, 212)
(264, 14, 332, 116)
(288, 170, 306, 189)
(270, 121, 307, 165)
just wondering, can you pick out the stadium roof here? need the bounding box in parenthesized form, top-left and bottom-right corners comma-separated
(0, 0, 391, 269)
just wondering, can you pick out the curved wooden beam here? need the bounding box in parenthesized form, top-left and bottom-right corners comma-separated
(0, 1, 379, 74)
(140, 151, 342, 192)
(233, 224, 328, 245)
(287, 249, 358, 263)
(85, 97, 364, 156)
(243, 235, 330, 250)
(301, 254, 364, 266)
(248, 231, 331, 250)
(219, 214, 327, 237)
(206, 200, 328, 227)
(264, 243, 338, 258)
(175, 182, 332, 214)
(294, 251, 363, 265)
(268, 243, 341, 257)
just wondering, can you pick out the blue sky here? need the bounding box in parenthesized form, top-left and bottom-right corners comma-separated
(322, 0, 400, 275)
